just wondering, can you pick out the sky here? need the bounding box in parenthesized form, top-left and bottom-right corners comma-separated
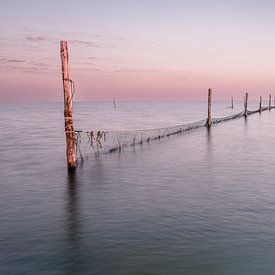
(1, 0, 275, 101)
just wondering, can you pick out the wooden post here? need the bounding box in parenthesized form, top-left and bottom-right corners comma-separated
(269, 94, 271, 110)
(259, 96, 262, 112)
(274, 95, 275, 108)
(231, 96, 234, 109)
(113, 97, 116, 109)
(60, 41, 76, 170)
(244, 92, 248, 117)
(207, 88, 212, 127)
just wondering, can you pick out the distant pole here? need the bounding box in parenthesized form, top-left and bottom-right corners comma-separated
(259, 96, 262, 113)
(274, 95, 275, 108)
(231, 96, 234, 109)
(244, 92, 248, 117)
(113, 97, 116, 109)
(269, 94, 271, 110)
(60, 41, 76, 170)
(207, 88, 212, 127)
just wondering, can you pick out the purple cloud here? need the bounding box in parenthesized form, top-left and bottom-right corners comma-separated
(69, 39, 100, 47)
(25, 36, 50, 42)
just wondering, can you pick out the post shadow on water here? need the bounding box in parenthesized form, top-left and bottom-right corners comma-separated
(64, 170, 85, 274)
(243, 114, 250, 138)
(206, 126, 213, 160)
(64, 159, 120, 274)
(206, 127, 212, 145)
(66, 171, 79, 247)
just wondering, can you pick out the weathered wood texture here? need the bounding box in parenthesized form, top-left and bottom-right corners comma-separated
(60, 41, 76, 170)
(207, 88, 212, 127)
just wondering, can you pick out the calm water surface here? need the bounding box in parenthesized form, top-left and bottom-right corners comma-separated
(1, 101, 275, 275)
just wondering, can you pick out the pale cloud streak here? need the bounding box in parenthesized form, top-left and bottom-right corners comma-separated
(25, 36, 51, 42)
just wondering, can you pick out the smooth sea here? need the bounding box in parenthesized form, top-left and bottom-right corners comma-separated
(1, 100, 275, 275)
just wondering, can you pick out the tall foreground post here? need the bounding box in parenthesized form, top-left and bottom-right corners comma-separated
(259, 96, 262, 112)
(244, 92, 248, 117)
(269, 94, 271, 110)
(207, 88, 212, 127)
(231, 96, 234, 109)
(60, 41, 76, 170)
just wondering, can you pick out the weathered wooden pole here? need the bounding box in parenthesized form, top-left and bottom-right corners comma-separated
(259, 96, 262, 112)
(274, 95, 275, 108)
(269, 94, 271, 110)
(60, 41, 76, 170)
(244, 92, 248, 117)
(231, 96, 234, 109)
(207, 88, 212, 127)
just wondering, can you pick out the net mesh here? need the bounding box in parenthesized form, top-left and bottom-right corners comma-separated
(74, 106, 270, 158)
(212, 111, 244, 124)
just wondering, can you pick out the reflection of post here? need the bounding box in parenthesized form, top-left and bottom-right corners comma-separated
(60, 41, 76, 170)
(207, 88, 212, 128)
(259, 96, 262, 113)
(231, 96, 234, 109)
(67, 172, 78, 242)
(269, 94, 271, 110)
(206, 123, 212, 156)
(244, 92, 248, 117)
(65, 171, 81, 273)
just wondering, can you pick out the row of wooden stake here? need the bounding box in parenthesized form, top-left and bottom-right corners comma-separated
(60, 40, 274, 170)
(206, 89, 274, 128)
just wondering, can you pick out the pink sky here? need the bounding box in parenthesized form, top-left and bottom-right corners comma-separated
(1, 0, 275, 101)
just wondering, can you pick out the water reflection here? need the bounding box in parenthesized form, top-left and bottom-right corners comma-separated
(206, 127, 212, 146)
(243, 115, 248, 137)
(66, 171, 79, 248)
(205, 127, 212, 161)
(65, 171, 83, 274)
(3, 102, 275, 274)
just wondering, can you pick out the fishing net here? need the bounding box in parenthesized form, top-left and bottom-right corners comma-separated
(212, 111, 244, 124)
(74, 106, 270, 159)
(74, 118, 207, 156)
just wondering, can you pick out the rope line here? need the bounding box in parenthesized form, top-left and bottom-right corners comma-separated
(63, 78, 75, 104)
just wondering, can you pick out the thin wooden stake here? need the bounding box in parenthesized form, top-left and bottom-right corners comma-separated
(113, 97, 116, 109)
(274, 95, 275, 108)
(244, 92, 248, 117)
(207, 88, 212, 127)
(269, 94, 271, 110)
(231, 96, 234, 109)
(60, 41, 76, 170)
(259, 96, 262, 112)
